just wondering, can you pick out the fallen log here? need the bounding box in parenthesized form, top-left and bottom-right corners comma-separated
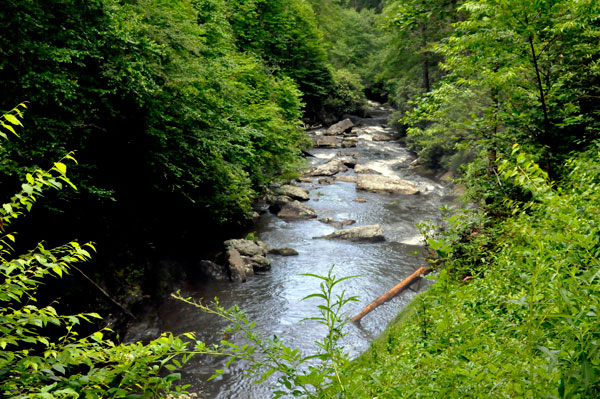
(352, 266, 429, 323)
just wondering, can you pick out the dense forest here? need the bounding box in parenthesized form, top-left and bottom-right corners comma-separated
(1, 0, 600, 397)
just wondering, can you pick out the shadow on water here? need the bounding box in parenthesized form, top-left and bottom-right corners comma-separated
(154, 103, 458, 398)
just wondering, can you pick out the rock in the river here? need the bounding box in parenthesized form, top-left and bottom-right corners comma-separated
(372, 135, 392, 142)
(340, 158, 358, 168)
(325, 118, 354, 135)
(335, 175, 357, 183)
(341, 138, 358, 148)
(244, 255, 271, 272)
(199, 260, 228, 280)
(224, 238, 268, 257)
(318, 177, 335, 185)
(354, 198, 367, 203)
(354, 164, 379, 174)
(356, 174, 419, 195)
(227, 248, 252, 282)
(316, 224, 385, 242)
(313, 136, 338, 148)
(298, 177, 313, 183)
(268, 247, 299, 256)
(279, 185, 309, 201)
(267, 195, 292, 213)
(318, 217, 356, 229)
(308, 159, 348, 176)
(277, 200, 318, 220)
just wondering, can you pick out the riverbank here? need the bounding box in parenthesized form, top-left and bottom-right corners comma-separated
(338, 147, 600, 398)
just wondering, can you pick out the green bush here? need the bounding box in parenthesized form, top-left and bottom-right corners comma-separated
(323, 69, 368, 117)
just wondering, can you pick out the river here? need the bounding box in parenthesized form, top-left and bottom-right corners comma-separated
(148, 102, 456, 398)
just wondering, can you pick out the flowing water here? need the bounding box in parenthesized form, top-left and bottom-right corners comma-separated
(151, 102, 457, 398)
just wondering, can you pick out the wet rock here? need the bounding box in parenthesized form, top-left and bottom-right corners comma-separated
(372, 135, 392, 142)
(279, 185, 309, 201)
(315, 224, 385, 242)
(335, 175, 357, 183)
(319, 217, 357, 229)
(318, 177, 335, 185)
(341, 138, 358, 148)
(199, 260, 228, 280)
(354, 164, 379, 174)
(438, 171, 454, 182)
(308, 159, 348, 176)
(224, 239, 268, 257)
(277, 200, 318, 220)
(227, 248, 251, 282)
(244, 255, 271, 272)
(408, 158, 419, 169)
(313, 135, 338, 148)
(267, 195, 292, 213)
(325, 118, 354, 135)
(297, 177, 313, 183)
(354, 198, 367, 203)
(339, 158, 357, 168)
(356, 174, 420, 195)
(268, 247, 299, 256)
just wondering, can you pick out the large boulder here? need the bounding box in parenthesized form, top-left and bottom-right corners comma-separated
(316, 224, 385, 242)
(224, 239, 267, 257)
(325, 119, 354, 135)
(244, 255, 271, 272)
(226, 248, 252, 282)
(279, 185, 309, 201)
(356, 174, 419, 195)
(277, 201, 318, 220)
(308, 159, 348, 176)
(313, 135, 338, 148)
(199, 260, 228, 280)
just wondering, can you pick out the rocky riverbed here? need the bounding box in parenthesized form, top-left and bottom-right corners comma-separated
(126, 101, 458, 398)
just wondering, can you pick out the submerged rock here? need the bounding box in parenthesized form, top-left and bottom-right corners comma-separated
(318, 217, 357, 229)
(268, 247, 299, 256)
(318, 177, 335, 185)
(356, 174, 419, 195)
(279, 185, 309, 201)
(308, 159, 348, 176)
(315, 224, 385, 242)
(277, 200, 318, 220)
(325, 118, 354, 135)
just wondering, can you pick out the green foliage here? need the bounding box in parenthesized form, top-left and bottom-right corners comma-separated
(323, 69, 367, 117)
(347, 145, 600, 398)
(0, 109, 194, 398)
(174, 266, 359, 398)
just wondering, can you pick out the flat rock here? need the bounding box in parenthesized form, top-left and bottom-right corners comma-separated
(313, 136, 338, 148)
(354, 164, 379, 174)
(297, 177, 313, 183)
(268, 247, 299, 256)
(341, 138, 358, 148)
(356, 174, 419, 195)
(354, 198, 367, 203)
(316, 224, 385, 242)
(372, 135, 392, 141)
(308, 159, 348, 176)
(325, 118, 354, 135)
(277, 200, 318, 220)
(335, 175, 357, 183)
(279, 185, 309, 201)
